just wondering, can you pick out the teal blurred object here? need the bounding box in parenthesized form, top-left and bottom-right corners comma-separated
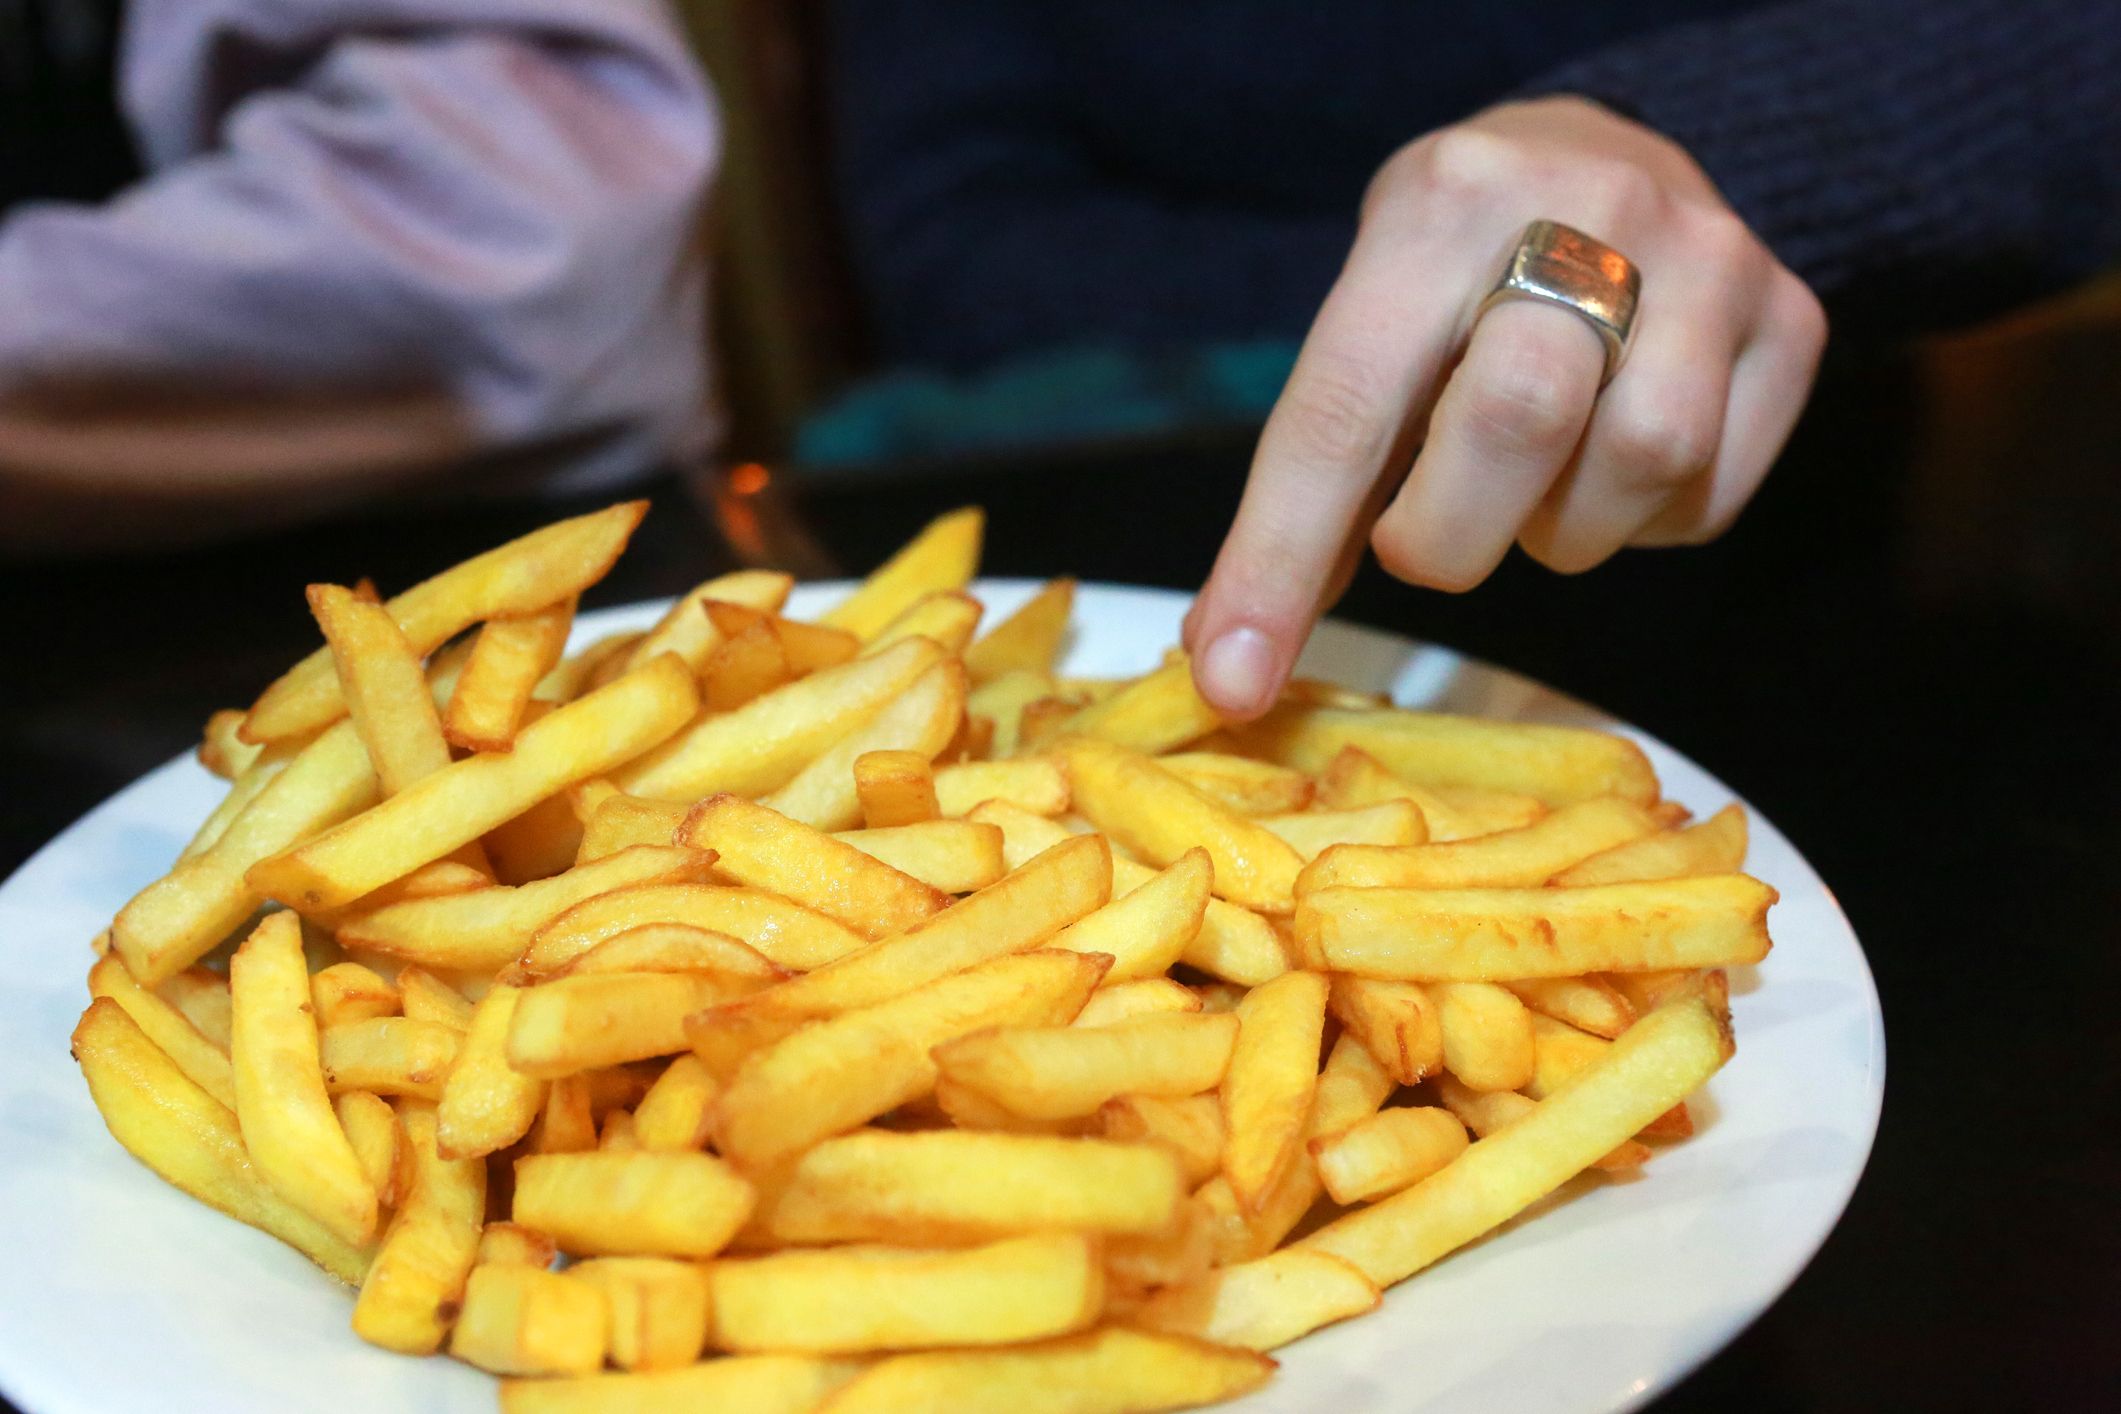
(793, 340, 1298, 468)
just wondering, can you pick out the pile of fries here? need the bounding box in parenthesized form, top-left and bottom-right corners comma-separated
(75, 502, 1774, 1412)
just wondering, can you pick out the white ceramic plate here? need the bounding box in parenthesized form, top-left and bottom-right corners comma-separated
(0, 581, 1883, 1414)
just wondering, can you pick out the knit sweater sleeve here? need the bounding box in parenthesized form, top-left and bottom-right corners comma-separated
(1523, 0, 2121, 335)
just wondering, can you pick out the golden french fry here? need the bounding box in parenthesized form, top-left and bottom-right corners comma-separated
(1098, 1093, 1225, 1189)
(553, 922, 786, 983)
(1159, 753, 1314, 816)
(396, 965, 473, 1030)
(962, 578, 1073, 684)
(1503, 974, 1636, 1039)
(1327, 975, 1442, 1085)
(853, 749, 941, 828)
(481, 789, 588, 885)
(198, 707, 263, 780)
(1608, 966, 1729, 1018)
(1313, 745, 1530, 843)
(157, 965, 234, 1049)
(706, 950, 1107, 1168)
(865, 589, 984, 655)
(1431, 1073, 1662, 1168)
(1135, 1248, 1380, 1352)
(1310, 1106, 1468, 1205)
(701, 618, 795, 712)
(678, 795, 948, 941)
(250, 657, 700, 911)
(757, 1129, 1182, 1245)
(1073, 978, 1202, 1027)
(88, 954, 236, 1109)
(1061, 738, 1302, 913)
(351, 1104, 485, 1351)
(243, 502, 645, 744)
(320, 1017, 463, 1100)
(1262, 801, 1426, 861)
(819, 507, 984, 640)
(703, 599, 862, 676)
(1432, 981, 1535, 1092)
(929, 1076, 1088, 1136)
(763, 660, 967, 830)
(72, 998, 372, 1283)
(633, 1054, 719, 1152)
(969, 800, 1288, 986)
(1054, 659, 1222, 755)
(539, 630, 645, 702)
(600, 1108, 640, 1151)
(449, 1263, 608, 1376)
(114, 718, 379, 985)
(230, 911, 378, 1246)
(444, 599, 577, 753)
(816, 1327, 1275, 1414)
(308, 583, 461, 800)
(1219, 971, 1330, 1213)
(1038, 846, 1204, 984)
(566, 1257, 711, 1370)
(508, 972, 753, 1077)
(1552, 802, 1749, 885)
(1302, 997, 1729, 1284)
(334, 1091, 404, 1205)
(521, 881, 863, 977)
(712, 1232, 1102, 1354)
(966, 669, 1057, 760)
(178, 753, 292, 863)
(573, 793, 685, 862)
(339, 844, 715, 972)
(529, 1074, 598, 1155)
(934, 757, 1070, 817)
(513, 1150, 756, 1258)
(311, 961, 402, 1029)
(834, 820, 1006, 894)
(934, 1012, 1238, 1122)
(622, 569, 794, 676)
(1522, 1013, 1694, 1141)
(1241, 704, 1658, 807)
(501, 1355, 862, 1414)
(436, 985, 546, 1160)
(1296, 796, 1659, 893)
(1297, 876, 1777, 980)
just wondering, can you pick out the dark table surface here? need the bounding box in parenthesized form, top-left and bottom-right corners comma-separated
(2, 350, 2116, 1411)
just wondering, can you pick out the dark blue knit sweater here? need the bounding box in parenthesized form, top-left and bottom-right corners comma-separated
(826, 0, 2121, 372)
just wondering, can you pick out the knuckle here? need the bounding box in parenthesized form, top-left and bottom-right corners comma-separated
(1778, 272, 1830, 350)
(1421, 127, 1516, 196)
(1459, 349, 1588, 456)
(1370, 520, 1483, 593)
(1607, 401, 1718, 487)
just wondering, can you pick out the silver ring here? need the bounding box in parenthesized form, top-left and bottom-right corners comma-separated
(1477, 220, 1640, 385)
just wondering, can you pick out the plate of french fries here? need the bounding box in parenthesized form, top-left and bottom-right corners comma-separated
(0, 504, 1882, 1414)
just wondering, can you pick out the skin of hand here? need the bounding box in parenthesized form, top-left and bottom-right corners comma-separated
(1183, 96, 1828, 718)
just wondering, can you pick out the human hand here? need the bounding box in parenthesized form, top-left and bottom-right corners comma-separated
(1183, 97, 1826, 717)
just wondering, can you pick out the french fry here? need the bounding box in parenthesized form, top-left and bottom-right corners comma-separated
(573, 792, 685, 862)
(449, 1263, 609, 1376)
(1295, 796, 1659, 893)
(706, 950, 1107, 1168)
(1432, 981, 1535, 1092)
(1219, 971, 1329, 1213)
(1240, 703, 1658, 807)
(865, 589, 984, 654)
(521, 881, 863, 977)
(1301, 996, 1729, 1284)
(1262, 801, 1426, 860)
(934, 757, 1070, 818)
(969, 800, 1289, 986)
(114, 718, 379, 985)
(835, 820, 1007, 894)
(72, 998, 372, 1284)
(320, 1017, 463, 1100)
(198, 707, 264, 780)
(854, 749, 941, 827)
(1524, 1013, 1693, 1140)
(397, 965, 474, 1029)
(334, 1091, 404, 1205)
(436, 985, 546, 1160)
(250, 657, 700, 911)
(308, 583, 462, 800)
(1309, 1106, 1469, 1204)
(763, 660, 967, 831)
(633, 1054, 719, 1152)
(1098, 1093, 1225, 1188)
(1054, 659, 1222, 755)
(87, 954, 236, 1108)
(712, 1232, 1102, 1354)
(1074, 978, 1202, 1027)
(1047, 848, 1208, 984)
(508, 972, 752, 1077)
(599, 1109, 639, 1151)
(962, 578, 1073, 684)
(1135, 1248, 1380, 1352)
(1552, 802, 1749, 885)
(818, 506, 983, 640)
(618, 637, 945, 804)
(513, 1151, 756, 1258)
(1158, 753, 1313, 816)
(702, 600, 862, 676)
(229, 911, 378, 1246)
(1503, 974, 1636, 1039)
(340, 844, 716, 972)
(157, 965, 234, 1048)
(479, 1222, 560, 1269)
(1061, 738, 1302, 914)
(568, 1257, 711, 1370)
(967, 669, 1057, 759)
(1609, 966, 1729, 1017)
(1327, 975, 1443, 1085)
(552, 922, 785, 983)
(621, 569, 794, 676)
(700, 618, 795, 713)
(677, 795, 948, 941)
(539, 630, 644, 702)
(445, 599, 577, 753)
(529, 1074, 598, 1155)
(177, 753, 292, 863)
(934, 1012, 1238, 1122)
(818, 1327, 1275, 1413)
(482, 790, 589, 886)
(351, 1105, 486, 1352)
(757, 1129, 1183, 1245)
(930, 1076, 1088, 1136)
(1296, 876, 1777, 980)
(311, 961, 402, 1029)
(501, 1355, 862, 1414)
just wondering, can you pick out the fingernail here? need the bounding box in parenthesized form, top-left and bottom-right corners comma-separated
(1199, 626, 1277, 716)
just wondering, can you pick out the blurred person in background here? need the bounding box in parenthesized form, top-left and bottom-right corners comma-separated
(825, 0, 2121, 716)
(0, 0, 717, 552)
